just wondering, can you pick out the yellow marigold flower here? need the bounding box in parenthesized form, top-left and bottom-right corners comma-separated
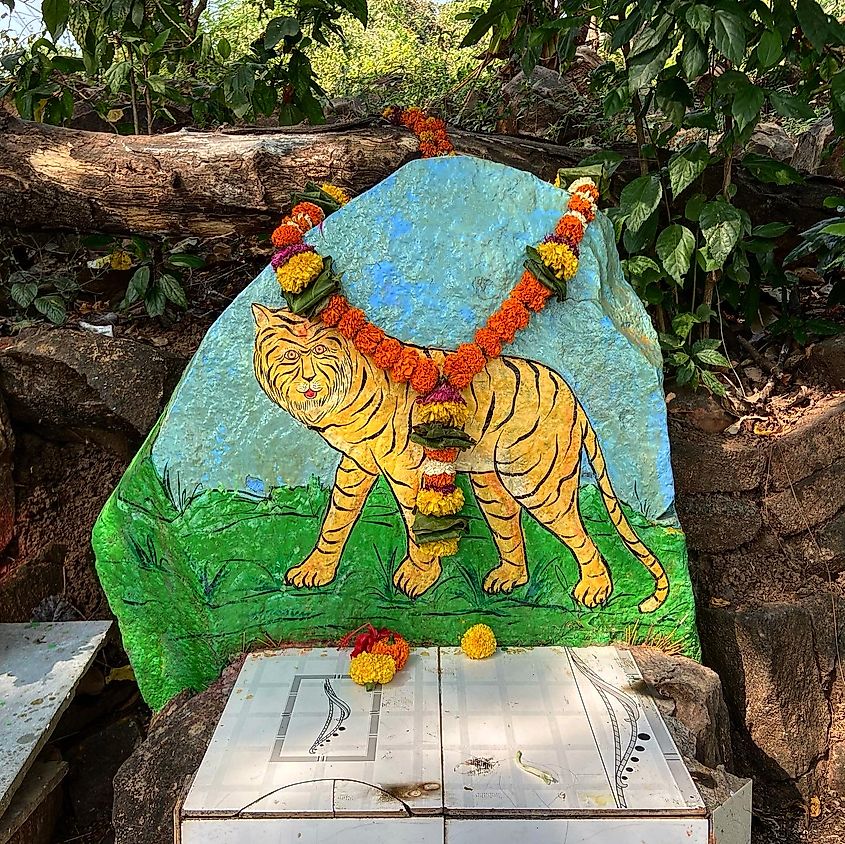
(110, 250, 132, 270)
(417, 401, 470, 426)
(416, 486, 464, 517)
(461, 624, 497, 659)
(349, 651, 396, 686)
(321, 183, 350, 206)
(276, 251, 324, 294)
(421, 537, 460, 558)
(537, 241, 579, 281)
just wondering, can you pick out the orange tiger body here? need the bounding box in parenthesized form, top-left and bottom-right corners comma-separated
(252, 303, 669, 613)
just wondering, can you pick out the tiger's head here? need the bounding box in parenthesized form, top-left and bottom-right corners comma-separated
(251, 304, 354, 426)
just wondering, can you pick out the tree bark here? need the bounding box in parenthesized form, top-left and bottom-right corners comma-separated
(0, 115, 841, 239)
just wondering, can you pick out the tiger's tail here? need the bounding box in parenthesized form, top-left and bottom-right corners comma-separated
(578, 405, 669, 613)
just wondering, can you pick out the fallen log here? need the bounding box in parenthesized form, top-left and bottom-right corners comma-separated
(0, 115, 841, 239)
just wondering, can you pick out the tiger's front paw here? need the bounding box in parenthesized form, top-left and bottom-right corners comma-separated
(393, 557, 442, 599)
(286, 553, 338, 588)
(483, 561, 528, 594)
(572, 569, 612, 608)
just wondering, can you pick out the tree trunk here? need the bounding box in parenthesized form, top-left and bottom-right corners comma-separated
(0, 115, 841, 239)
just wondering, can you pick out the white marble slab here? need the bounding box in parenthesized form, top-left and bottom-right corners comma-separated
(180, 818, 444, 843)
(439, 646, 704, 814)
(0, 621, 111, 817)
(446, 818, 709, 843)
(183, 648, 442, 817)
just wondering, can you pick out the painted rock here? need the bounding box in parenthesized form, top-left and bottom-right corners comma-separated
(93, 156, 698, 709)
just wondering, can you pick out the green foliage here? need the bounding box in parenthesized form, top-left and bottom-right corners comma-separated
(479, 0, 845, 391)
(0, 0, 368, 129)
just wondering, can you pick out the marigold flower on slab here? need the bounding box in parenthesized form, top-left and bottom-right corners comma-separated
(460, 624, 496, 659)
(425, 447, 459, 463)
(373, 336, 403, 369)
(567, 193, 596, 223)
(537, 241, 579, 281)
(568, 177, 600, 200)
(276, 251, 323, 294)
(354, 322, 385, 355)
(371, 634, 410, 671)
(443, 343, 486, 390)
(416, 486, 465, 517)
(337, 306, 367, 339)
(410, 356, 440, 394)
(291, 201, 325, 227)
(421, 537, 460, 558)
(391, 347, 420, 383)
(349, 651, 396, 686)
(320, 183, 350, 206)
(474, 327, 502, 359)
(512, 272, 552, 312)
(271, 220, 303, 248)
(318, 295, 349, 327)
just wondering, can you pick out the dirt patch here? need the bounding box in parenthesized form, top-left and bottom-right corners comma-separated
(2, 431, 127, 617)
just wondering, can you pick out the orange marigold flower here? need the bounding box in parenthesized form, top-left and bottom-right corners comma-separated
(474, 327, 502, 359)
(512, 272, 552, 312)
(422, 472, 457, 491)
(488, 299, 529, 344)
(419, 142, 438, 158)
(444, 343, 486, 390)
(391, 347, 420, 383)
(319, 295, 349, 327)
(555, 214, 584, 243)
(568, 193, 596, 222)
(373, 336, 402, 369)
(411, 356, 440, 394)
(577, 182, 600, 201)
(353, 322, 385, 355)
(291, 201, 325, 227)
(425, 447, 459, 462)
(338, 306, 366, 339)
(271, 220, 303, 248)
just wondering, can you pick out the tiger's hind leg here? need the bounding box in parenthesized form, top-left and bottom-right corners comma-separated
(500, 455, 612, 608)
(470, 472, 528, 594)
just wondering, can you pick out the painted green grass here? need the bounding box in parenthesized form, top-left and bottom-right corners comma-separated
(94, 449, 700, 709)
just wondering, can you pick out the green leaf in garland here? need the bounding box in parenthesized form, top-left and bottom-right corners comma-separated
(410, 423, 477, 451)
(284, 259, 340, 317)
(291, 181, 343, 215)
(411, 512, 468, 543)
(524, 246, 566, 298)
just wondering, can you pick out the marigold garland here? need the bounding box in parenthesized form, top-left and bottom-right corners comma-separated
(267, 115, 600, 562)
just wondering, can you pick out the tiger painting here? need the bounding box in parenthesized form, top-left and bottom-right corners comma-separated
(252, 303, 669, 614)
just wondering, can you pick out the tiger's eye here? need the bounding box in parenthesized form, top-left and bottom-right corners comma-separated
(314, 344, 327, 355)
(284, 349, 299, 361)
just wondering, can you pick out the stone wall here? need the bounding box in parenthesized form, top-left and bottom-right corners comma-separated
(671, 394, 845, 823)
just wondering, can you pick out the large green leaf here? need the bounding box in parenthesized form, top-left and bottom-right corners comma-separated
(699, 201, 743, 266)
(33, 294, 66, 325)
(741, 152, 804, 185)
(756, 29, 783, 68)
(10, 279, 37, 308)
(685, 5, 712, 39)
(731, 82, 765, 130)
(42, 0, 69, 39)
(668, 142, 710, 197)
(264, 16, 300, 50)
(796, 0, 831, 52)
(656, 224, 695, 283)
(712, 10, 746, 65)
(681, 33, 708, 80)
(768, 90, 815, 120)
(159, 274, 187, 309)
(619, 174, 662, 233)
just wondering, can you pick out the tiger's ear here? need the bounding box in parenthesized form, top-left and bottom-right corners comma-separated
(251, 303, 274, 327)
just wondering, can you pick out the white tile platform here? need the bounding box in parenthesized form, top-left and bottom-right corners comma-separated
(0, 621, 111, 819)
(180, 646, 749, 844)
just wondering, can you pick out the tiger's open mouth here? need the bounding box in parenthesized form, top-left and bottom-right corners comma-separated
(304, 388, 317, 398)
